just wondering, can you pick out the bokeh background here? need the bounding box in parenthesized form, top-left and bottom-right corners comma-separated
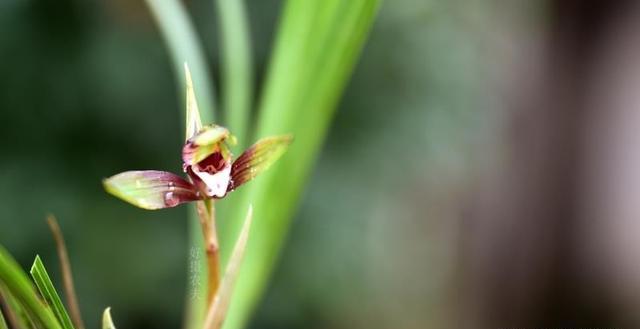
(3, 0, 640, 328)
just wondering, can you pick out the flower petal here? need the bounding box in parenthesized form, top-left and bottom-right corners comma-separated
(182, 125, 231, 166)
(103, 170, 200, 210)
(184, 63, 203, 141)
(192, 124, 231, 146)
(228, 135, 293, 191)
(192, 164, 232, 198)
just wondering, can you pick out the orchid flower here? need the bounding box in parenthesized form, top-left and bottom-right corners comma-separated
(103, 66, 291, 210)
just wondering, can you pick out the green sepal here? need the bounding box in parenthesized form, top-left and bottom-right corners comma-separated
(184, 63, 203, 141)
(103, 170, 200, 210)
(228, 135, 292, 191)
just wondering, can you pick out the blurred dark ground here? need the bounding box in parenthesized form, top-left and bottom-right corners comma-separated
(3, 0, 640, 328)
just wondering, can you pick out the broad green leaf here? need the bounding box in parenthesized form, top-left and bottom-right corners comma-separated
(102, 308, 116, 329)
(204, 206, 252, 329)
(0, 246, 61, 329)
(103, 170, 199, 210)
(30, 256, 74, 329)
(219, 1, 382, 328)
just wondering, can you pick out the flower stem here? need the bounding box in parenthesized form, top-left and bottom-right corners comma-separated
(46, 215, 85, 329)
(196, 200, 221, 306)
(203, 205, 253, 329)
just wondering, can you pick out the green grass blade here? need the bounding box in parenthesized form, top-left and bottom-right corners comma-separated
(216, 0, 253, 148)
(220, 1, 381, 328)
(145, 0, 216, 121)
(0, 246, 61, 329)
(0, 285, 33, 328)
(0, 305, 7, 329)
(30, 256, 74, 329)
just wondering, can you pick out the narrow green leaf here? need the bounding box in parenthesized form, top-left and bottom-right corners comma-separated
(30, 256, 74, 329)
(144, 0, 216, 122)
(102, 308, 116, 329)
(0, 285, 33, 329)
(0, 246, 61, 329)
(216, 0, 253, 149)
(0, 306, 7, 329)
(220, 1, 382, 328)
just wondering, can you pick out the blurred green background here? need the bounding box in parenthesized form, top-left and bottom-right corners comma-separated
(4, 0, 640, 328)
(0, 0, 510, 327)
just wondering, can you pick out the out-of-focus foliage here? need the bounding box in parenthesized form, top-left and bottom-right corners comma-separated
(0, 247, 62, 329)
(217, 1, 380, 328)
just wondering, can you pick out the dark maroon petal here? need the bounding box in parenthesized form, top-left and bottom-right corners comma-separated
(103, 170, 201, 210)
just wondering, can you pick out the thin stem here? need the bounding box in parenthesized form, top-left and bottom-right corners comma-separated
(202, 206, 253, 329)
(46, 215, 86, 329)
(196, 200, 221, 306)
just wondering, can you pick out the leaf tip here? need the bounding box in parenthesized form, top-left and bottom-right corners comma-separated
(102, 307, 116, 329)
(29, 255, 42, 274)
